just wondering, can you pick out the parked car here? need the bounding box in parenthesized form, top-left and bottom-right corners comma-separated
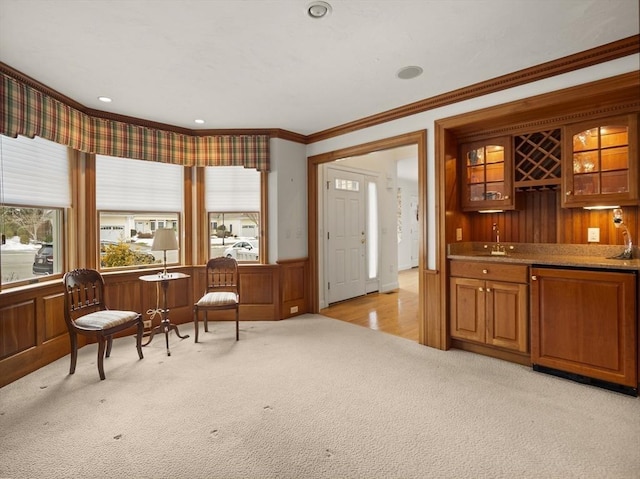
(223, 240, 258, 260)
(32, 243, 53, 275)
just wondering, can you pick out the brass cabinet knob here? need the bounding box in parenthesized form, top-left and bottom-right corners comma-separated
(531, 275, 537, 281)
(482, 269, 488, 274)
(479, 287, 484, 292)
(566, 191, 572, 196)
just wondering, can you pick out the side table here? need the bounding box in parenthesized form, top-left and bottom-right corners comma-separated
(139, 272, 190, 356)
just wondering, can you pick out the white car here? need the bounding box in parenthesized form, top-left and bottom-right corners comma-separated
(223, 241, 258, 260)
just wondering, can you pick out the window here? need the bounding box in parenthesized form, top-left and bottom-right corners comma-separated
(366, 180, 378, 280)
(206, 166, 261, 262)
(0, 135, 69, 285)
(96, 155, 183, 270)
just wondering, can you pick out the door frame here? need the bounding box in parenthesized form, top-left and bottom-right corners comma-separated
(308, 130, 428, 343)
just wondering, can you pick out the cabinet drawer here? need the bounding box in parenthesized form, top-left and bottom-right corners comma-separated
(450, 260, 529, 283)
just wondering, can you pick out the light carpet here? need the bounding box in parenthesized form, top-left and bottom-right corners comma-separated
(1, 314, 639, 479)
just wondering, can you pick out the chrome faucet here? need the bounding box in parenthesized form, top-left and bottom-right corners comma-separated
(612, 208, 633, 259)
(491, 223, 506, 255)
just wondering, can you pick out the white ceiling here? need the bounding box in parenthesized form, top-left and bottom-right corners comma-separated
(0, 0, 638, 136)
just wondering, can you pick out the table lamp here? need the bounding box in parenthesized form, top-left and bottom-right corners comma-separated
(151, 228, 178, 277)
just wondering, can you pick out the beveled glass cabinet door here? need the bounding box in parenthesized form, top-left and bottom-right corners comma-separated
(460, 136, 514, 211)
(563, 114, 638, 208)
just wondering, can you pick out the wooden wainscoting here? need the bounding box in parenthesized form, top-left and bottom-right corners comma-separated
(278, 258, 309, 319)
(0, 281, 72, 387)
(191, 263, 281, 321)
(1, 258, 311, 387)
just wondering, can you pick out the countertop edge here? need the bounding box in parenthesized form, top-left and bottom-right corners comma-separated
(447, 254, 640, 271)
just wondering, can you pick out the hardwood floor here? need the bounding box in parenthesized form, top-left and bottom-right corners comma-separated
(320, 268, 419, 341)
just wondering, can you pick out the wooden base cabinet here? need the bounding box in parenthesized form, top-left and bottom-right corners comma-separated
(531, 267, 637, 389)
(450, 261, 529, 353)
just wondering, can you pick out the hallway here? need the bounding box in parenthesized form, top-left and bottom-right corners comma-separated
(320, 268, 419, 341)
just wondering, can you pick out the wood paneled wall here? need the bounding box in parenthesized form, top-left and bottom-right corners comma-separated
(465, 189, 639, 246)
(0, 259, 310, 387)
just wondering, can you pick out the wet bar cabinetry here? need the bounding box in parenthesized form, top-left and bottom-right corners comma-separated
(530, 266, 637, 393)
(449, 260, 528, 353)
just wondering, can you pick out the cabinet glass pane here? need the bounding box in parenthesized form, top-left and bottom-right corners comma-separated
(573, 173, 600, 195)
(601, 171, 628, 194)
(573, 151, 598, 173)
(573, 129, 598, 151)
(485, 145, 504, 164)
(467, 148, 484, 166)
(485, 183, 505, 200)
(601, 146, 628, 171)
(469, 184, 485, 202)
(600, 125, 628, 148)
(467, 165, 484, 183)
(486, 163, 504, 182)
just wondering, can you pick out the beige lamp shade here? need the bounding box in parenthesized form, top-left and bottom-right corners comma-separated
(151, 228, 178, 252)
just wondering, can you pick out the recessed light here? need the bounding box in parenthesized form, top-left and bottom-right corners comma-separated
(194, 119, 205, 124)
(396, 66, 423, 80)
(307, 1, 331, 19)
(98, 96, 112, 103)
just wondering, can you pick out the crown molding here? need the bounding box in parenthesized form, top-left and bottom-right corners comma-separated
(306, 35, 640, 144)
(3, 35, 638, 146)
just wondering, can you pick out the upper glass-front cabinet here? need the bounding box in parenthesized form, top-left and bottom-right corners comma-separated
(563, 114, 638, 207)
(460, 136, 514, 211)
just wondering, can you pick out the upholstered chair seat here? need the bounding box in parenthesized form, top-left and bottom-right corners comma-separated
(194, 257, 240, 342)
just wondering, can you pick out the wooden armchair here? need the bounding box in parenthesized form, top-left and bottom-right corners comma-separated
(63, 269, 144, 380)
(194, 257, 240, 342)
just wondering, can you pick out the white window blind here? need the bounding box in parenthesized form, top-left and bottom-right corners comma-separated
(0, 135, 70, 208)
(205, 166, 260, 211)
(96, 155, 183, 211)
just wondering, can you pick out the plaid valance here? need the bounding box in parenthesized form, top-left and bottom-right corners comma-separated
(0, 73, 270, 170)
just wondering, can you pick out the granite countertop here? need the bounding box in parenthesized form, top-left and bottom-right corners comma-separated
(447, 242, 640, 271)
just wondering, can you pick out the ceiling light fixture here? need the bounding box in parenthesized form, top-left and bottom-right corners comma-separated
(194, 119, 205, 124)
(307, 1, 332, 19)
(98, 96, 112, 103)
(396, 66, 423, 80)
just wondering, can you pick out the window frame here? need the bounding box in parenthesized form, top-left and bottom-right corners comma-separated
(197, 167, 268, 264)
(0, 135, 70, 289)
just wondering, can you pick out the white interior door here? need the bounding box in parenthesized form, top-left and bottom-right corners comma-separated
(327, 168, 366, 304)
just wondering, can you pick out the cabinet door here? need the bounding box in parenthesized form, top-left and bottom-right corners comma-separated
(460, 136, 514, 211)
(450, 277, 485, 343)
(562, 114, 638, 207)
(531, 267, 637, 387)
(486, 281, 528, 352)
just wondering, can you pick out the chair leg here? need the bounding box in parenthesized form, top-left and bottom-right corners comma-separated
(136, 320, 144, 359)
(69, 332, 78, 375)
(235, 308, 239, 341)
(97, 337, 107, 380)
(193, 307, 199, 343)
(204, 311, 209, 333)
(106, 336, 113, 357)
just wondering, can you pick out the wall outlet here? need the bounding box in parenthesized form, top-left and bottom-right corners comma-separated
(290, 306, 298, 314)
(456, 228, 463, 241)
(587, 227, 600, 243)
